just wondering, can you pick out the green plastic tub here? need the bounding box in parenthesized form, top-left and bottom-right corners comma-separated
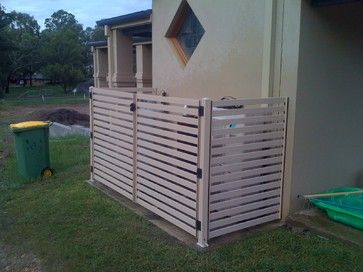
(10, 121, 53, 179)
(310, 187, 363, 230)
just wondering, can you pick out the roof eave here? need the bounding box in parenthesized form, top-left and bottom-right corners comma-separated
(96, 9, 152, 27)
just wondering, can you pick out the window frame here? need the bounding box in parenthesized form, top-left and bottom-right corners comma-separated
(165, 0, 204, 65)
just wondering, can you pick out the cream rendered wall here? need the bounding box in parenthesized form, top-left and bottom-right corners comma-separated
(289, 0, 363, 211)
(152, 0, 267, 99)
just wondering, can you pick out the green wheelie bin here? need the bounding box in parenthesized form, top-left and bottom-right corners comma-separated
(10, 121, 53, 179)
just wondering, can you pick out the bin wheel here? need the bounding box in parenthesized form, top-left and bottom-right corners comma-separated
(41, 168, 54, 178)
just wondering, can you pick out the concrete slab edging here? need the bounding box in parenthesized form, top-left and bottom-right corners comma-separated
(86, 179, 282, 251)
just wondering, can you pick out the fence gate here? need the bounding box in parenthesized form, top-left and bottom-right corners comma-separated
(90, 88, 136, 200)
(135, 94, 202, 236)
(208, 97, 288, 239)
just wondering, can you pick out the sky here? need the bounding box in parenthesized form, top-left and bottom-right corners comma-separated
(1, 0, 151, 29)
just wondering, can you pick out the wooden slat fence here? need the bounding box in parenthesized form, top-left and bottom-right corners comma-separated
(90, 87, 288, 246)
(135, 94, 201, 236)
(208, 97, 288, 239)
(91, 88, 136, 200)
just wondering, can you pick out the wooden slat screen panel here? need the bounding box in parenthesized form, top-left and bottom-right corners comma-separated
(91, 88, 136, 200)
(135, 94, 200, 236)
(209, 97, 288, 239)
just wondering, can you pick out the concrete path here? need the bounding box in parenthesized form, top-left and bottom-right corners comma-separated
(49, 122, 90, 138)
(287, 208, 363, 248)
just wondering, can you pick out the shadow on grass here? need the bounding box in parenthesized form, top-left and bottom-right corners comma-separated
(0, 134, 362, 271)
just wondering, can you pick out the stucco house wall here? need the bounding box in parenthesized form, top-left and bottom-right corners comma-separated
(152, 0, 267, 99)
(289, 0, 363, 210)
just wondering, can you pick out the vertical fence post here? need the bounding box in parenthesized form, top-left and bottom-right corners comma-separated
(89, 87, 94, 181)
(279, 97, 289, 218)
(132, 93, 138, 202)
(197, 98, 212, 247)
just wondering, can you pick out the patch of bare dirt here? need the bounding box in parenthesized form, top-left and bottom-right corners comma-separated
(28, 109, 89, 127)
(0, 244, 42, 272)
(2, 105, 90, 127)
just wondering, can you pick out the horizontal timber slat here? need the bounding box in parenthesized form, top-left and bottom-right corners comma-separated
(93, 88, 136, 98)
(93, 94, 132, 106)
(211, 156, 283, 175)
(94, 169, 133, 197)
(211, 148, 283, 165)
(93, 134, 133, 157)
(93, 112, 133, 126)
(94, 159, 133, 187)
(137, 125, 198, 145)
(212, 123, 285, 136)
(137, 93, 199, 106)
(137, 162, 196, 191)
(212, 106, 286, 117)
(138, 117, 198, 135)
(211, 164, 282, 184)
(94, 100, 131, 113)
(210, 205, 280, 229)
(210, 189, 281, 211)
(213, 97, 286, 107)
(137, 101, 198, 116)
(94, 173, 133, 200)
(212, 115, 285, 128)
(93, 127, 134, 148)
(211, 139, 284, 156)
(138, 155, 196, 182)
(210, 181, 281, 202)
(136, 198, 196, 235)
(138, 147, 198, 173)
(209, 213, 280, 238)
(93, 148, 134, 176)
(137, 189, 195, 226)
(93, 107, 133, 120)
(137, 131, 197, 154)
(137, 169, 196, 199)
(137, 139, 197, 164)
(93, 119, 133, 139)
(210, 197, 281, 220)
(212, 131, 284, 146)
(138, 109, 199, 126)
(137, 182, 196, 218)
(211, 173, 281, 193)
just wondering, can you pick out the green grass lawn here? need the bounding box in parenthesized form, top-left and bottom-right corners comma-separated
(0, 85, 88, 109)
(0, 112, 362, 271)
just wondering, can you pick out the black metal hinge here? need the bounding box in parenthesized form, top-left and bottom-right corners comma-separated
(130, 103, 136, 112)
(89, 92, 92, 99)
(197, 168, 202, 179)
(90, 132, 93, 139)
(198, 106, 204, 117)
(90, 165, 93, 172)
(196, 220, 201, 231)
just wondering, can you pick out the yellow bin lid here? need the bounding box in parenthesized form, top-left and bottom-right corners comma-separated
(10, 121, 50, 130)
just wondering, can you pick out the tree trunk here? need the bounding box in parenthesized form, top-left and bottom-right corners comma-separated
(29, 72, 33, 87)
(22, 73, 26, 87)
(63, 82, 67, 93)
(5, 76, 10, 94)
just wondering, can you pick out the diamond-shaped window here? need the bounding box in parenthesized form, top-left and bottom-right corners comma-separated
(166, 1, 205, 64)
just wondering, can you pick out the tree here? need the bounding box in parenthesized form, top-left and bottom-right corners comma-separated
(4, 11, 41, 90)
(41, 10, 85, 92)
(83, 25, 106, 73)
(0, 5, 14, 96)
(44, 9, 83, 34)
(90, 25, 105, 42)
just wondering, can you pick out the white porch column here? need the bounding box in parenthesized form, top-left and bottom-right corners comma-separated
(112, 29, 135, 87)
(91, 46, 99, 88)
(135, 44, 152, 88)
(105, 26, 113, 88)
(94, 48, 108, 88)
